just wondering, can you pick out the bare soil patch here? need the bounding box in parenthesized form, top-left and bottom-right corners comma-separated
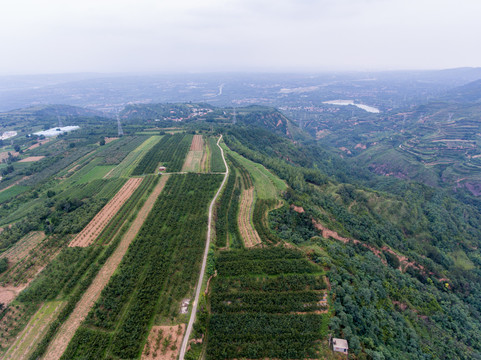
(18, 156, 45, 163)
(142, 324, 185, 360)
(44, 175, 170, 360)
(238, 187, 261, 247)
(69, 177, 143, 247)
(104, 137, 119, 144)
(0, 285, 27, 306)
(27, 139, 51, 151)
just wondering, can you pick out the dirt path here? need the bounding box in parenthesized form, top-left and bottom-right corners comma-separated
(238, 187, 261, 247)
(179, 136, 228, 360)
(43, 175, 170, 360)
(69, 177, 143, 247)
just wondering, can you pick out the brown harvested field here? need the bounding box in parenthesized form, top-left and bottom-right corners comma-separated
(27, 138, 51, 151)
(104, 137, 119, 144)
(142, 324, 185, 360)
(43, 175, 170, 360)
(182, 135, 204, 172)
(69, 177, 143, 247)
(200, 139, 209, 172)
(18, 156, 45, 163)
(0, 231, 45, 264)
(190, 135, 203, 151)
(238, 187, 261, 247)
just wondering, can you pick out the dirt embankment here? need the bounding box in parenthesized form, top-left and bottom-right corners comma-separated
(292, 205, 438, 279)
(44, 175, 170, 360)
(69, 177, 143, 247)
(238, 188, 261, 247)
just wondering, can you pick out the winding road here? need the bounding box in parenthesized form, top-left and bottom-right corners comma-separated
(178, 135, 229, 360)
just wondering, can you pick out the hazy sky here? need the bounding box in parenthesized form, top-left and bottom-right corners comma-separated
(1, 0, 480, 74)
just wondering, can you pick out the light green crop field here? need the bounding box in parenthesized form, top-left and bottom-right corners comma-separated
(225, 145, 287, 200)
(107, 136, 161, 178)
(0, 186, 30, 204)
(77, 165, 116, 184)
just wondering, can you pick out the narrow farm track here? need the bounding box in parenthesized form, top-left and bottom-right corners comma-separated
(69, 177, 143, 247)
(238, 187, 261, 247)
(179, 136, 228, 360)
(43, 175, 170, 360)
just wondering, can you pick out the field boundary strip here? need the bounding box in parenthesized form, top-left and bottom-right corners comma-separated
(68, 178, 143, 247)
(43, 175, 170, 360)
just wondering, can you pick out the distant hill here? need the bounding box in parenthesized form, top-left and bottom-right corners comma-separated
(440, 79, 481, 103)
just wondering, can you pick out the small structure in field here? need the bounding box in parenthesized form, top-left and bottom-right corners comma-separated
(180, 298, 190, 314)
(331, 337, 349, 355)
(159, 166, 166, 172)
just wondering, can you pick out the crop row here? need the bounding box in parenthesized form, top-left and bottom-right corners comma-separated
(209, 137, 226, 172)
(66, 173, 223, 359)
(207, 313, 324, 359)
(212, 274, 326, 293)
(215, 158, 241, 248)
(211, 290, 326, 313)
(216, 247, 304, 262)
(253, 198, 282, 244)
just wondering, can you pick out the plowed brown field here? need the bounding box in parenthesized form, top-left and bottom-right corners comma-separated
(182, 135, 204, 172)
(69, 177, 143, 247)
(238, 187, 261, 247)
(190, 135, 203, 151)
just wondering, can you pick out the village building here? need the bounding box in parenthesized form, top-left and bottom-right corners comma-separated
(332, 337, 349, 355)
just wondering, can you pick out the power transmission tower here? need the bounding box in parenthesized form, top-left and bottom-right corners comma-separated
(56, 109, 64, 128)
(117, 114, 124, 136)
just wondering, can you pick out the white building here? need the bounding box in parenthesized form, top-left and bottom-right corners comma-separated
(332, 338, 349, 354)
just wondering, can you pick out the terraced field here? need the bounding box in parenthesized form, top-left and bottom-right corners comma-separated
(207, 247, 328, 359)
